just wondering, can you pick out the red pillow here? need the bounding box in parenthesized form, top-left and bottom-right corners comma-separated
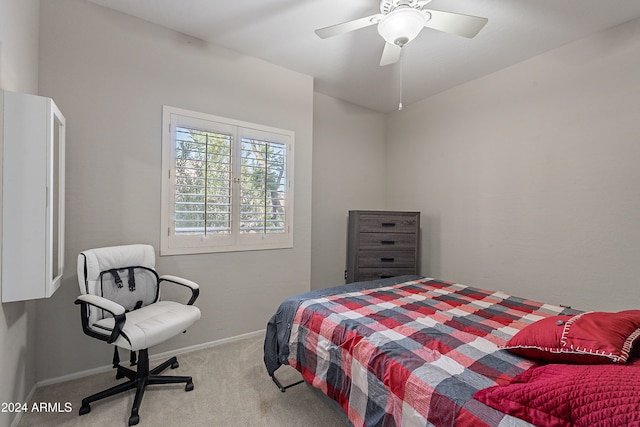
(504, 310, 640, 364)
(474, 362, 640, 427)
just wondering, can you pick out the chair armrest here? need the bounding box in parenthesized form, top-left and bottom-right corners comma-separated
(76, 294, 126, 315)
(75, 294, 126, 344)
(159, 275, 200, 305)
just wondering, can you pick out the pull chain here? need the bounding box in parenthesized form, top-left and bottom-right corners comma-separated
(398, 50, 403, 111)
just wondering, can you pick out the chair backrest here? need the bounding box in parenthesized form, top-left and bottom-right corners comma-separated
(78, 244, 159, 324)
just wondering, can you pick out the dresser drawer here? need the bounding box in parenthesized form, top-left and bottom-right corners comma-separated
(357, 268, 418, 282)
(357, 251, 415, 268)
(358, 232, 417, 250)
(358, 213, 419, 233)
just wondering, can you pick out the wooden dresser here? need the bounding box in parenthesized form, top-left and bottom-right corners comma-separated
(346, 210, 420, 283)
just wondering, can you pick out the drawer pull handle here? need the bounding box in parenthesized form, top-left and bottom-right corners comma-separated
(381, 222, 396, 227)
(381, 257, 395, 262)
(380, 240, 395, 245)
(379, 274, 394, 279)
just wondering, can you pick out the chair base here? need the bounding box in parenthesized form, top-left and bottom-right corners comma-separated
(79, 348, 194, 426)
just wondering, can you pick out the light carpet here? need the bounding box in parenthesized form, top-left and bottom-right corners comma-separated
(18, 333, 351, 426)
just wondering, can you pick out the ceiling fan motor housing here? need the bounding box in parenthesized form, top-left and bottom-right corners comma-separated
(378, 2, 428, 46)
(379, 0, 432, 14)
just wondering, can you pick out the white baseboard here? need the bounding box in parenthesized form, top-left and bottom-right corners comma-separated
(9, 383, 37, 427)
(36, 329, 265, 388)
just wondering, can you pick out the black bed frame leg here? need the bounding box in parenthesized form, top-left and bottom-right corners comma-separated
(270, 374, 304, 393)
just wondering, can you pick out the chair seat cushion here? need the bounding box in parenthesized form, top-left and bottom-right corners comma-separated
(94, 301, 201, 351)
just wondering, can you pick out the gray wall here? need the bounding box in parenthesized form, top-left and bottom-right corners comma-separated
(0, 1, 40, 426)
(385, 17, 640, 311)
(36, 0, 313, 381)
(311, 93, 387, 289)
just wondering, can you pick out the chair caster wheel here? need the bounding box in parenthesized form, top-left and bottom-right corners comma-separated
(171, 361, 179, 369)
(128, 414, 139, 426)
(185, 382, 194, 392)
(79, 404, 91, 415)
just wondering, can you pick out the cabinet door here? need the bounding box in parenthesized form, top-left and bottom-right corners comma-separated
(1, 91, 65, 302)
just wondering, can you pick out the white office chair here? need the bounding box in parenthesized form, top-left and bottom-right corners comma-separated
(75, 244, 201, 426)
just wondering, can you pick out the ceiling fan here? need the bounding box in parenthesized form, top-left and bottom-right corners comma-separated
(315, 0, 488, 66)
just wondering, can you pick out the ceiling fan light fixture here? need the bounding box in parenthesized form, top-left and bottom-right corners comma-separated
(377, 7, 426, 46)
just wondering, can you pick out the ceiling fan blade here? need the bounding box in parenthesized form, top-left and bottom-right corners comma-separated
(315, 14, 381, 39)
(423, 9, 488, 38)
(380, 42, 401, 66)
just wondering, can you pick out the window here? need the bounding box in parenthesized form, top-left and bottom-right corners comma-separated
(161, 106, 294, 255)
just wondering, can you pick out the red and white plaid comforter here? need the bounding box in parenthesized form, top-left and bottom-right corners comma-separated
(287, 278, 576, 427)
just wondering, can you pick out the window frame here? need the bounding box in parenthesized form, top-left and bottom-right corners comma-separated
(160, 106, 294, 255)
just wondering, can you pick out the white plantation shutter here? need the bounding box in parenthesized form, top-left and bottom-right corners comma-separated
(161, 106, 294, 255)
(240, 137, 287, 234)
(174, 127, 232, 235)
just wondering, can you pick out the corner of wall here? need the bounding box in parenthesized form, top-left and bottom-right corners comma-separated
(0, 1, 41, 426)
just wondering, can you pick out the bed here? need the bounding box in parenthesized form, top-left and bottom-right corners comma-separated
(264, 276, 640, 426)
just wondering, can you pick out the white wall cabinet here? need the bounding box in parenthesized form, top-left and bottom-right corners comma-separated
(1, 91, 65, 302)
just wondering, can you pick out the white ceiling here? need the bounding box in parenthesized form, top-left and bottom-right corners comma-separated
(85, 0, 640, 112)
